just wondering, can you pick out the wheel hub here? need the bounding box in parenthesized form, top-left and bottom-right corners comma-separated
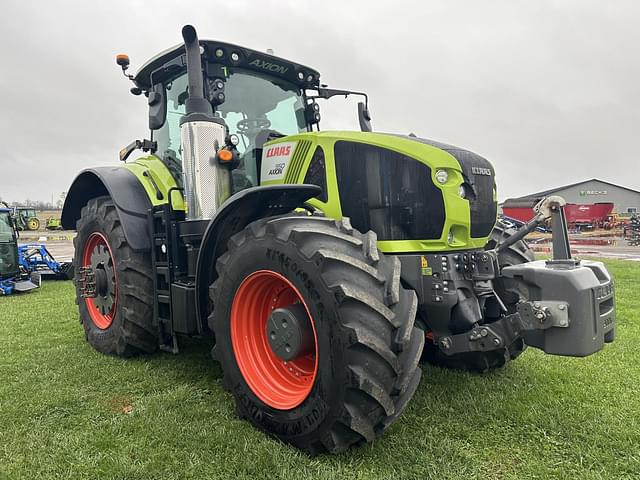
(230, 270, 318, 410)
(266, 304, 314, 361)
(90, 246, 115, 314)
(94, 267, 108, 297)
(82, 232, 117, 329)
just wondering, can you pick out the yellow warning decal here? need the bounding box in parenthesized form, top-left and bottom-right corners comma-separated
(420, 256, 432, 276)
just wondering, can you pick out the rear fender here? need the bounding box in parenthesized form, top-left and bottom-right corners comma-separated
(61, 167, 153, 251)
(194, 184, 321, 329)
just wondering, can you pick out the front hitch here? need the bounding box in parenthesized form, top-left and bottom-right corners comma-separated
(497, 195, 571, 260)
(436, 196, 616, 358)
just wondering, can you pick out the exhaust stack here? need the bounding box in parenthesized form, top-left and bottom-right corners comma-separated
(179, 25, 231, 220)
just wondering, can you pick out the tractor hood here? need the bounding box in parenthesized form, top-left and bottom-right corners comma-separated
(261, 131, 498, 249)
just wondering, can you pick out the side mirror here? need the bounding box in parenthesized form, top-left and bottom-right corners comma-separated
(148, 83, 167, 130)
(358, 102, 372, 132)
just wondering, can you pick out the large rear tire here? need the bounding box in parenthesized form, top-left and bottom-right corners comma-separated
(73, 196, 157, 356)
(27, 217, 40, 231)
(422, 220, 534, 373)
(210, 215, 423, 455)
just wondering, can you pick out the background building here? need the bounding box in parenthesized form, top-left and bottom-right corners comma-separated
(503, 179, 640, 215)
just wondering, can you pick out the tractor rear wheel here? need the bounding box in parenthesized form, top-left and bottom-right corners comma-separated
(421, 220, 534, 373)
(209, 215, 423, 454)
(73, 196, 157, 356)
(27, 217, 40, 231)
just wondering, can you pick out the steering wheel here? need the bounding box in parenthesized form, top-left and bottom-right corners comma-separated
(237, 117, 271, 134)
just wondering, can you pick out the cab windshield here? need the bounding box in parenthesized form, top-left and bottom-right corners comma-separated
(155, 68, 306, 188)
(219, 68, 306, 150)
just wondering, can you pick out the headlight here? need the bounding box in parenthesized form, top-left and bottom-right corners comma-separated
(459, 184, 466, 198)
(435, 169, 448, 184)
(448, 229, 455, 244)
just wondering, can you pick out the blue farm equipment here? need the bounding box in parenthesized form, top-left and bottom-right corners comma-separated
(0, 207, 40, 295)
(18, 244, 74, 280)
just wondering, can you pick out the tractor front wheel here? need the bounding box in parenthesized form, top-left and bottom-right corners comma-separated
(210, 215, 423, 454)
(73, 196, 157, 356)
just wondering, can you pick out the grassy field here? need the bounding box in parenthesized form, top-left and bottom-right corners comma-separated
(1, 260, 638, 479)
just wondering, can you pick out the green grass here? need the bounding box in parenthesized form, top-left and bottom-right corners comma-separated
(1, 260, 639, 479)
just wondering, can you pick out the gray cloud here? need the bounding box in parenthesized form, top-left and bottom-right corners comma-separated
(0, 0, 638, 202)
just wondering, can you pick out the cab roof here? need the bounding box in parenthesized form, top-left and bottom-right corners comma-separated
(134, 39, 321, 91)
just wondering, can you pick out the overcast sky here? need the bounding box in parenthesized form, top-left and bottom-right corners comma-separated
(0, 0, 638, 203)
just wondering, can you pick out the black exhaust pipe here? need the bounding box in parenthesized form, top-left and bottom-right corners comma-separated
(181, 25, 213, 118)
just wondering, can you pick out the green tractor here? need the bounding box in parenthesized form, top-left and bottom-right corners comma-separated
(61, 25, 616, 454)
(13, 207, 40, 231)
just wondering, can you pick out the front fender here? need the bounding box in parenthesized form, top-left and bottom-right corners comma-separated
(61, 167, 153, 251)
(194, 184, 321, 329)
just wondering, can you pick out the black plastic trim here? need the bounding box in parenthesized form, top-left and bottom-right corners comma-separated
(194, 184, 321, 330)
(61, 167, 153, 251)
(135, 40, 320, 92)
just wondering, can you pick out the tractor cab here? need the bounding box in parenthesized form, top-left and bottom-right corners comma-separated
(129, 41, 322, 190)
(120, 39, 368, 193)
(0, 206, 43, 295)
(0, 209, 19, 281)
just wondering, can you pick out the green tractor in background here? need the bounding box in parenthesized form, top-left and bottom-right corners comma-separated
(61, 26, 616, 454)
(13, 207, 40, 231)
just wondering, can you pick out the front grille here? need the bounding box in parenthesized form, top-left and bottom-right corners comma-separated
(334, 141, 445, 241)
(283, 140, 312, 183)
(391, 135, 497, 239)
(455, 150, 497, 238)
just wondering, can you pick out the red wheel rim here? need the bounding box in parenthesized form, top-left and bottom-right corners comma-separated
(231, 270, 318, 410)
(82, 232, 118, 330)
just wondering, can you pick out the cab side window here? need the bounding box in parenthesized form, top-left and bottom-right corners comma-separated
(153, 74, 188, 164)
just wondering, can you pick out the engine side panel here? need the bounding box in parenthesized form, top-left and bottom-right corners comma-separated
(260, 131, 493, 253)
(123, 155, 185, 211)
